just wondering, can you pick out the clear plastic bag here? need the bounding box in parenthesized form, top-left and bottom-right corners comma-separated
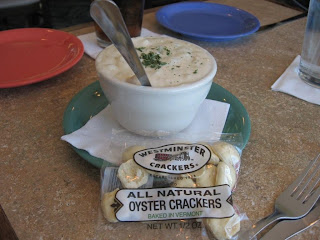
(95, 135, 252, 240)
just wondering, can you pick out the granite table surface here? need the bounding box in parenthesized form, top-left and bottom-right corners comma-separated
(1, 0, 319, 239)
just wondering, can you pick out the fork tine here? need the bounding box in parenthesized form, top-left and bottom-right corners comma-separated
(303, 186, 320, 206)
(303, 178, 320, 203)
(301, 172, 320, 201)
(287, 154, 320, 196)
(297, 158, 320, 199)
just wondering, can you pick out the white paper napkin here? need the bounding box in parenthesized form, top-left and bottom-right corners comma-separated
(61, 99, 230, 165)
(77, 28, 164, 59)
(271, 55, 320, 105)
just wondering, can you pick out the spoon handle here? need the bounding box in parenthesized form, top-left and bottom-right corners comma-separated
(90, 0, 151, 86)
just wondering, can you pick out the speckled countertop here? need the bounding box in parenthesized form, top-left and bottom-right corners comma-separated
(1, 0, 320, 239)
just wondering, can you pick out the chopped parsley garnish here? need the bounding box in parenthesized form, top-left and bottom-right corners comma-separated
(140, 51, 167, 69)
(136, 47, 146, 52)
(193, 69, 198, 74)
(164, 46, 171, 55)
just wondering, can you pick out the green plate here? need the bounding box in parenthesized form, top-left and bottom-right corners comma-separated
(63, 81, 251, 168)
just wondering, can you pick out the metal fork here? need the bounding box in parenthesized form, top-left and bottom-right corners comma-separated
(241, 154, 320, 240)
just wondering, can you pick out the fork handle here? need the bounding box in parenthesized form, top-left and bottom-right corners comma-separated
(240, 210, 286, 239)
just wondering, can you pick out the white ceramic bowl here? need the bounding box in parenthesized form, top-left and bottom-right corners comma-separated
(96, 38, 217, 136)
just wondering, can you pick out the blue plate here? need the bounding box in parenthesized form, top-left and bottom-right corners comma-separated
(156, 2, 260, 41)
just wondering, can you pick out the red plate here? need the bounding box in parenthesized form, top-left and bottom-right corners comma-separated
(0, 28, 84, 88)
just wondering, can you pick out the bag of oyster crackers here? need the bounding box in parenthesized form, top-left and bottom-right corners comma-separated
(95, 136, 252, 240)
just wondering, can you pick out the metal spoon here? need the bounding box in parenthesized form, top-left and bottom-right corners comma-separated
(90, 0, 151, 86)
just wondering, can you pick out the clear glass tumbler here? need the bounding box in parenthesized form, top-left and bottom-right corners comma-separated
(299, 0, 320, 88)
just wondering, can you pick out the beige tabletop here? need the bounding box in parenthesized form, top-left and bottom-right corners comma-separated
(1, 0, 320, 239)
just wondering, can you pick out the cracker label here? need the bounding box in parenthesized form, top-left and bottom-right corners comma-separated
(134, 143, 211, 174)
(114, 185, 234, 222)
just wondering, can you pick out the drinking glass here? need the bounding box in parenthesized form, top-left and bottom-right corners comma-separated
(299, 0, 320, 88)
